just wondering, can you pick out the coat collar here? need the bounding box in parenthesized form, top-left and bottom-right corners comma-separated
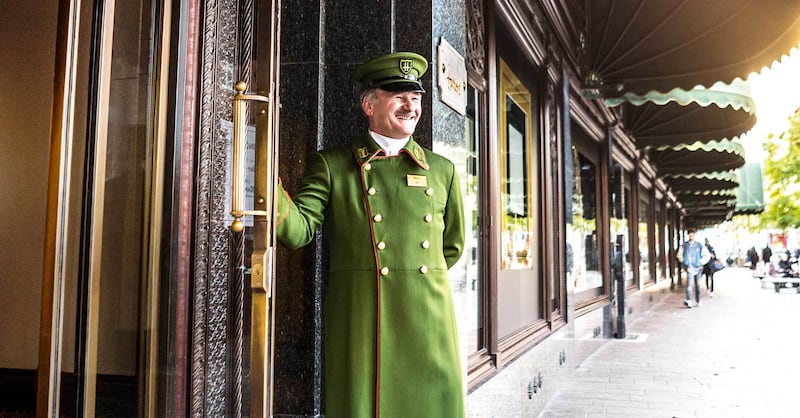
(351, 132, 429, 170)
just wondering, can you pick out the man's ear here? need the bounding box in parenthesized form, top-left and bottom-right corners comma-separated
(361, 98, 373, 116)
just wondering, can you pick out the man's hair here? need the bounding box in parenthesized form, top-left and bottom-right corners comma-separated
(360, 87, 379, 106)
(687, 229, 696, 234)
(357, 87, 380, 117)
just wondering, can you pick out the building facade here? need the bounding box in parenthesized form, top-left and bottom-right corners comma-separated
(3, 0, 795, 416)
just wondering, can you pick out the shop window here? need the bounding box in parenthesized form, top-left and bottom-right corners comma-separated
(638, 191, 652, 283)
(655, 206, 664, 280)
(496, 59, 541, 340)
(624, 187, 634, 286)
(464, 15, 561, 383)
(463, 84, 484, 356)
(610, 163, 633, 288)
(658, 202, 670, 279)
(568, 149, 602, 304)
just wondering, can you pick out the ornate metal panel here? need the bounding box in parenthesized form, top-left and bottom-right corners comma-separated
(193, 0, 240, 415)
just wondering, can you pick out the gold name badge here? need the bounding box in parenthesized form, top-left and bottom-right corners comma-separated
(406, 174, 428, 187)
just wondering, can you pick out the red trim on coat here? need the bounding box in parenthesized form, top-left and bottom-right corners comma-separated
(399, 147, 429, 170)
(356, 151, 385, 418)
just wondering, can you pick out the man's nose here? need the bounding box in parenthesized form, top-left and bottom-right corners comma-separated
(399, 97, 415, 108)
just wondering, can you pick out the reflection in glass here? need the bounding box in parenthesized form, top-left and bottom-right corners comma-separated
(462, 84, 482, 355)
(624, 190, 633, 285)
(567, 151, 601, 297)
(609, 164, 632, 287)
(655, 208, 663, 279)
(90, 0, 156, 415)
(500, 73, 533, 271)
(639, 192, 651, 283)
(609, 163, 633, 287)
(665, 215, 673, 278)
(496, 59, 540, 339)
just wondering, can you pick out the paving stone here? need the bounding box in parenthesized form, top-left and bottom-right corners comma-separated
(540, 268, 800, 418)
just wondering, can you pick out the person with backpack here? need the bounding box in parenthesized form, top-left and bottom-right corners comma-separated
(680, 229, 710, 308)
(703, 238, 717, 297)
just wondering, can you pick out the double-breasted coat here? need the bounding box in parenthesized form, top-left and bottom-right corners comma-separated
(275, 133, 465, 418)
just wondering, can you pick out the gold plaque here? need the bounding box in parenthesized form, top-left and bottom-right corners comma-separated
(407, 174, 428, 187)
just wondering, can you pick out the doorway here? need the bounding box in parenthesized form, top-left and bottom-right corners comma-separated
(1, 0, 169, 415)
(1, 0, 285, 415)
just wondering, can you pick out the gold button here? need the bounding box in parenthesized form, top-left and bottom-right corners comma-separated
(368, 187, 377, 195)
(421, 240, 430, 249)
(425, 188, 433, 196)
(424, 214, 433, 223)
(363, 162, 372, 171)
(419, 265, 428, 274)
(373, 213, 383, 222)
(377, 241, 386, 250)
(380, 267, 389, 276)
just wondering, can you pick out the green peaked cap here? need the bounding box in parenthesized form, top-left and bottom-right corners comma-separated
(353, 52, 428, 93)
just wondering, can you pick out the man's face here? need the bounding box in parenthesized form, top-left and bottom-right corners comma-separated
(362, 89, 422, 139)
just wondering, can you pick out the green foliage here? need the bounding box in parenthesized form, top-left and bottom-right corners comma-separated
(721, 213, 762, 233)
(762, 108, 800, 228)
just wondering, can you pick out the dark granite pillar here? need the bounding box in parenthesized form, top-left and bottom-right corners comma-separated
(428, 0, 467, 156)
(274, 1, 325, 415)
(274, 1, 466, 416)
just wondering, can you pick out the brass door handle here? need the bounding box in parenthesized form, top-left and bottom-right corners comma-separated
(230, 81, 270, 232)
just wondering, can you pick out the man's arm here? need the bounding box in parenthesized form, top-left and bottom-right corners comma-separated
(275, 152, 331, 249)
(442, 163, 465, 269)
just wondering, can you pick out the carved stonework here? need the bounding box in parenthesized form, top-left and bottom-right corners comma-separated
(567, 0, 587, 82)
(193, 0, 239, 416)
(546, 33, 558, 72)
(548, 82, 559, 166)
(466, 0, 485, 83)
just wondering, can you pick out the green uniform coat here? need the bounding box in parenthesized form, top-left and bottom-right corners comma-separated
(276, 133, 465, 418)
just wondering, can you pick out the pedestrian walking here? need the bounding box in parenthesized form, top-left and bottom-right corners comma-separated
(762, 245, 773, 273)
(747, 246, 759, 270)
(703, 238, 717, 297)
(275, 52, 466, 418)
(680, 229, 710, 308)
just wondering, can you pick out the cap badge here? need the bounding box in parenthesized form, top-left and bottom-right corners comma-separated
(399, 59, 412, 75)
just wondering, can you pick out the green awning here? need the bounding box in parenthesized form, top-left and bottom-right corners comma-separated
(649, 139, 746, 175)
(605, 82, 756, 148)
(665, 171, 739, 194)
(583, 0, 800, 97)
(734, 162, 765, 214)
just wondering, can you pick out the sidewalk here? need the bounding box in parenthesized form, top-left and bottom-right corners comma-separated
(540, 267, 800, 418)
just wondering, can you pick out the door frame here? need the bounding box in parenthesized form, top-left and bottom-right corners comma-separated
(36, 0, 176, 415)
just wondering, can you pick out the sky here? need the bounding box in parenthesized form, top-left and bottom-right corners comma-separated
(743, 44, 800, 162)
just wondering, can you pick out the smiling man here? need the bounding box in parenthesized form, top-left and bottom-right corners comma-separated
(275, 52, 466, 418)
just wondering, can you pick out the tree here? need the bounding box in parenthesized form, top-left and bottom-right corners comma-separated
(762, 108, 800, 228)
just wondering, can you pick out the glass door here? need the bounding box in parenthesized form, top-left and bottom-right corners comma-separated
(38, 0, 171, 415)
(38, 0, 283, 415)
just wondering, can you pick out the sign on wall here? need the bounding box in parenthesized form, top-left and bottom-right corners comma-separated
(437, 37, 467, 115)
